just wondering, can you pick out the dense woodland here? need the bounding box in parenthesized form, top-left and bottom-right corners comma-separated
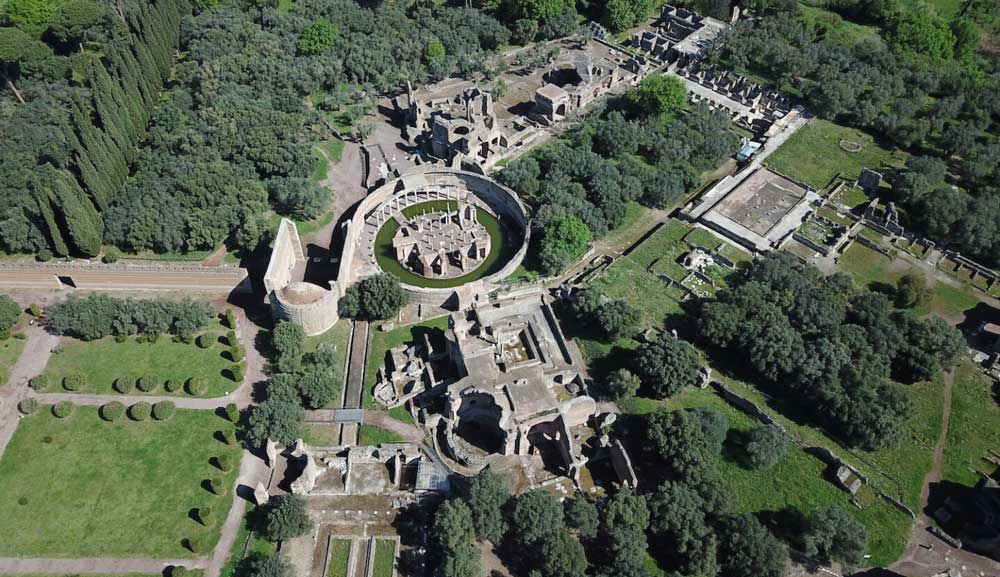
(712, 0, 1000, 265)
(499, 76, 738, 273)
(0, 0, 517, 257)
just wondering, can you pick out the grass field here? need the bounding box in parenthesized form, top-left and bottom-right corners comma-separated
(358, 424, 404, 445)
(0, 335, 26, 385)
(326, 539, 352, 577)
(0, 407, 241, 557)
(42, 319, 237, 397)
(306, 320, 351, 407)
(799, 4, 882, 46)
(766, 119, 898, 190)
(220, 509, 276, 577)
(627, 386, 909, 566)
(304, 423, 341, 446)
(372, 540, 396, 577)
(838, 241, 896, 288)
(942, 361, 1000, 486)
(363, 316, 450, 419)
(310, 139, 344, 183)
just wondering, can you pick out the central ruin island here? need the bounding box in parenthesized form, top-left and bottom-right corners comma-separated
(392, 203, 492, 279)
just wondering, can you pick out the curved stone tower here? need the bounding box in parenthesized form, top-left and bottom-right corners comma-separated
(263, 219, 338, 336)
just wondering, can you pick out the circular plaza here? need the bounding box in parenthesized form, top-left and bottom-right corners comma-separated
(338, 167, 530, 303)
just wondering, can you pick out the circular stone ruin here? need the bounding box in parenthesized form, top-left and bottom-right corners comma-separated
(338, 167, 530, 303)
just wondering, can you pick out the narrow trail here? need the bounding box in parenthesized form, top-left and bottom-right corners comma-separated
(889, 369, 1000, 575)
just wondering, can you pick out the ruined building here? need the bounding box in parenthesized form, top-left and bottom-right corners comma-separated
(392, 203, 492, 279)
(403, 85, 505, 167)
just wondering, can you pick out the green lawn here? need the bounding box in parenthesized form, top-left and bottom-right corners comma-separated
(309, 139, 345, 183)
(765, 119, 898, 190)
(599, 201, 654, 250)
(589, 259, 684, 328)
(0, 334, 26, 385)
(0, 407, 241, 557)
(372, 539, 396, 577)
(364, 316, 450, 418)
(839, 241, 894, 288)
(798, 4, 882, 46)
(358, 424, 404, 445)
(42, 319, 238, 397)
(942, 361, 1000, 486)
(220, 509, 276, 577)
(304, 423, 341, 446)
(306, 320, 351, 407)
(310, 147, 331, 182)
(326, 539, 352, 577)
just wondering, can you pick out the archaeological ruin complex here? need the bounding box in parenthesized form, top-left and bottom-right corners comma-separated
(392, 203, 491, 279)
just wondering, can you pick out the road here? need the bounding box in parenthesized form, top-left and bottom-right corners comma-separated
(0, 263, 246, 293)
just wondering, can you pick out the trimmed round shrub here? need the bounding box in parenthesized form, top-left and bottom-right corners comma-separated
(36, 249, 52, 262)
(229, 365, 243, 382)
(224, 403, 240, 422)
(196, 333, 213, 349)
(209, 477, 228, 496)
(186, 378, 206, 396)
(52, 401, 74, 418)
(113, 376, 135, 394)
(171, 567, 191, 577)
(128, 401, 152, 421)
(164, 379, 181, 393)
(152, 401, 176, 421)
(28, 304, 41, 317)
(219, 429, 237, 445)
(215, 454, 234, 472)
(227, 346, 243, 362)
(114, 334, 128, 343)
(137, 375, 159, 393)
(18, 398, 39, 415)
(29, 374, 50, 392)
(101, 251, 118, 264)
(225, 330, 237, 347)
(13, 332, 26, 340)
(62, 374, 84, 391)
(185, 537, 202, 553)
(198, 506, 215, 525)
(100, 401, 126, 421)
(224, 309, 237, 329)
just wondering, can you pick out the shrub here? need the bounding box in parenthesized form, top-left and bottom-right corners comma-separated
(114, 334, 128, 343)
(219, 429, 237, 445)
(186, 378, 206, 396)
(13, 332, 26, 340)
(228, 346, 244, 362)
(226, 330, 237, 347)
(164, 379, 181, 393)
(224, 309, 237, 329)
(198, 507, 214, 525)
(18, 398, 39, 415)
(216, 453, 234, 472)
(137, 375, 159, 393)
(101, 251, 119, 264)
(210, 476, 228, 496)
(29, 374, 50, 392)
(196, 333, 213, 348)
(152, 401, 176, 421)
(129, 401, 152, 421)
(36, 249, 52, 262)
(225, 403, 240, 422)
(28, 303, 41, 317)
(62, 373, 85, 391)
(229, 365, 244, 382)
(100, 401, 126, 421)
(0, 329, 10, 341)
(52, 401, 74, 418)
(185, 537, 202, 553)
(744, 425, 789, 470)
(113, 376, 135, 394)
(171, 567, 191, 577)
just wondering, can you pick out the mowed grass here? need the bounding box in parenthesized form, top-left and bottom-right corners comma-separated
(372, 539, 396, 577)
(304, 423, 342, 446)
(628, 386, 909, 566)
(942, 361, 1000, 486)
(766, 119, 897, 189)
(326, 539, 352, 577)
(0, 335, 26, 385)
(0, 407, 241, 557)
(306, 320, 351, 407)
(363, 316, 450, 419)
(839, 241, 895, 288)
(358, 424, 404, 445)
(42, 319, 237, 397)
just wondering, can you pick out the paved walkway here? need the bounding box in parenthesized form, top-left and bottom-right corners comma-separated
(0, 325, 59, 459)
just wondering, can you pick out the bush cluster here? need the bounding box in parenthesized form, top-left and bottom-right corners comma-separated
(113, 377, 135, 394)
(152, 401, 176, 421)
(52, 401, 74, 418)
(186, 377, 207, 396)
(62, 374, 84, 391)
(46, 294, 212, 341)
(129, 402, 152, 421)
(29, 374, 50, 392)
(100, 401, 126, 421)
(136, 375, 159, 393)
(18, 398, 39, 415)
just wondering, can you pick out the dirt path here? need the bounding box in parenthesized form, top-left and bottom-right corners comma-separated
(362, 410, 425, 443)
(204, 450, 272, 577)
(889, 369, 1000, 575)
(0, 556, 207, 574)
